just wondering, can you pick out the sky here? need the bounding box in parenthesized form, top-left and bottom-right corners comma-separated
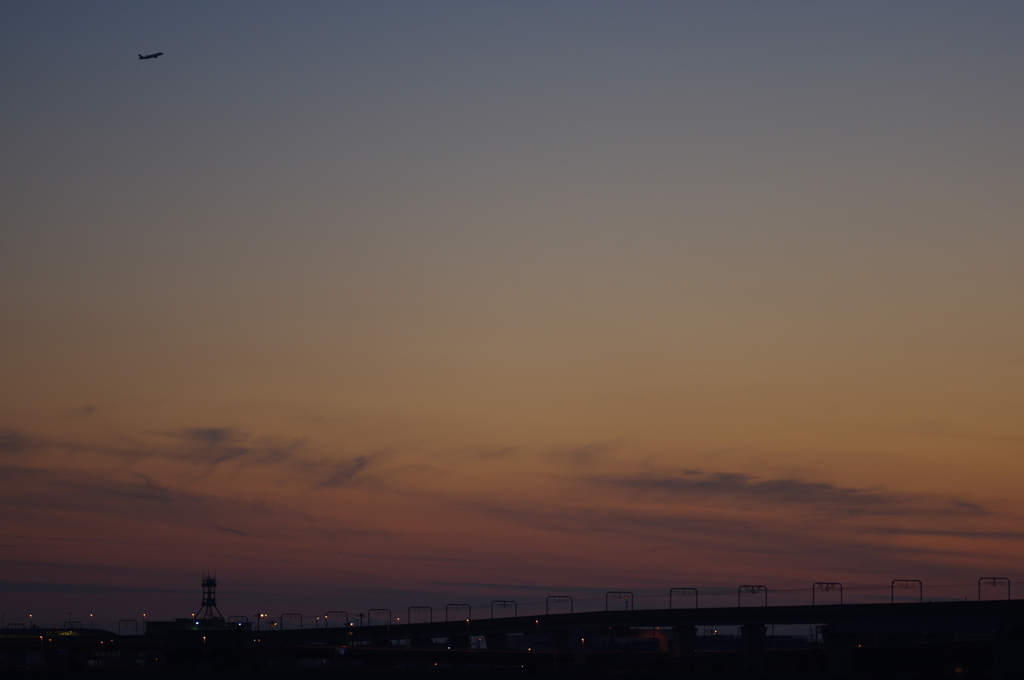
(2, 1, 1023, 628)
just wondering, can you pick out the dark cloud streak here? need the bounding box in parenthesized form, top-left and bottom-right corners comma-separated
(592, 471, 988, 518)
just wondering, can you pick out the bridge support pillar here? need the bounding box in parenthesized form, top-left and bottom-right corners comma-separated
(993, 624, 1024, 680)
(484, 633, 506, 651)
(822, 628, 856, 676)
(673, 626, 697, 656)
(550, 629, 571, 652)
(448, 635, 470, 650)
(742, 624, 766, 674)
(571, 628, 586, 664)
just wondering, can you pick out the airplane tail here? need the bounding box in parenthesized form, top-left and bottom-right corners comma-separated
(138, 54, 144, 59)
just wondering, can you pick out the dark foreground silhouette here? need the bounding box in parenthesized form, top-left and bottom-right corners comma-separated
(138, 52, 163, 60)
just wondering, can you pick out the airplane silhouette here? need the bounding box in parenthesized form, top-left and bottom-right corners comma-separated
(138, 52, 163, 60)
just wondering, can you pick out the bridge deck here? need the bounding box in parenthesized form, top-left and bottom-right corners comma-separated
(267, 598, 1024, 642)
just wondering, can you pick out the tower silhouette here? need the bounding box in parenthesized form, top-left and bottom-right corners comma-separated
(196, 572, 224, 620)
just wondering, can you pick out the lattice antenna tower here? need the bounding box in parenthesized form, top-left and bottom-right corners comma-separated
(197, 572, 224, 620)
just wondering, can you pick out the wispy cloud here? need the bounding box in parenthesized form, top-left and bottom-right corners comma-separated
(0, 464, 319, 544)
(870, 526, 1024, 540)
(0, 429, 30, 453)
(473, 447, 517, 460)
(173, 426, 248, 447)
(213, 526, 248, 536)
(550, 441, 620, 467)
(590, 470, 988, 518)
(448, 495, 1003, 583)
(318, 454, 376, 488)
(2, 421, 1016, 593)
(0, 423, 384, 491)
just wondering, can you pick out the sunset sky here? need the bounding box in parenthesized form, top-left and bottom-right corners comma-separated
(2, 1, 1023, 627)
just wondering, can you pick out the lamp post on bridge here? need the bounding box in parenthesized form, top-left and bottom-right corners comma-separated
(546, 596, 573, 615)
(490, 601, 517, 618)
(978, 577, 1011, 601)
(670, 587, 699, 609)
(605, 591, 633, 611)
(812, 583, 843, 605)
(407, 607, 431, 624)
(738, 585, 768, 607)
(890, 580, 922, 603)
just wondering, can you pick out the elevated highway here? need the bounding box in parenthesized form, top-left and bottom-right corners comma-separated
(270, 598, 1024, 643)
(260, 599, 1024, 676)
